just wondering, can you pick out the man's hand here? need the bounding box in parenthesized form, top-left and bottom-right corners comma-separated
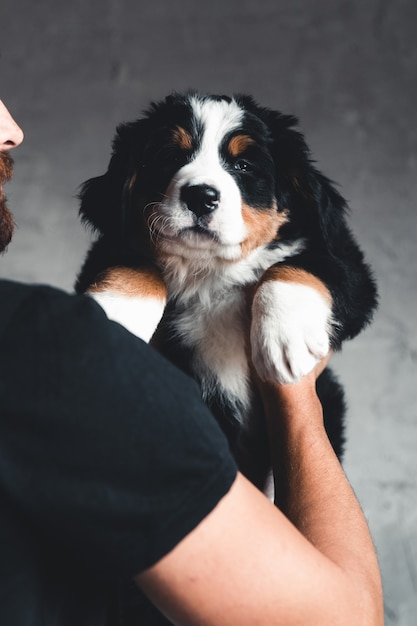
(136, 348, 383, 626)
(255, 350, 332, 435)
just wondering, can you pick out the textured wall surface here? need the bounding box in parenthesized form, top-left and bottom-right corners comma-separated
(1, 1, 416, 623)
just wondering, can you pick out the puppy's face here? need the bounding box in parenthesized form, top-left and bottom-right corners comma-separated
(80, 93, 336, 273)
(137, 95, 287, 263)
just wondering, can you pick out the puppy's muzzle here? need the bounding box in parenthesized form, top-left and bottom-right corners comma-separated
(181, 184, 220, 218)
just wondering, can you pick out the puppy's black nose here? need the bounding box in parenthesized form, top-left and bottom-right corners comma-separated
(181, 184, 219, 217)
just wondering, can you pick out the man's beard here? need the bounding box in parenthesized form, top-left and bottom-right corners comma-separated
(0, 151, 15, 253)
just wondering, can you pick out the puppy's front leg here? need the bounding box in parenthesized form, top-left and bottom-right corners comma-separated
(87, 266, 167, 343)
(251, 266, 333, 384)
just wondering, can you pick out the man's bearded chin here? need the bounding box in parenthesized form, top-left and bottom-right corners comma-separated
(0, 152, 15, 253)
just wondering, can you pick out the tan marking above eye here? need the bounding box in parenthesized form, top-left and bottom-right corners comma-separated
(228, 134, 255, 157)
(172, 126, 193, 151)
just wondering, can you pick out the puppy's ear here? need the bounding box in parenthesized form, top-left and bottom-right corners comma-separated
(299, 166, 349, 252)
(265, 110, 349, 251)
(78, 119, 150, 238)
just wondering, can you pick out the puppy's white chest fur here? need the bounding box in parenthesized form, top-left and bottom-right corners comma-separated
(172, 289, 251, 421)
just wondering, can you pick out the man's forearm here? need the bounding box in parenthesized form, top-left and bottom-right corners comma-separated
(137, 362, 384, 626)
(261, 375, 384, 624)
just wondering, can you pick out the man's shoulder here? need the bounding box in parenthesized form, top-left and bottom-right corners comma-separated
(0, 280, 56, 325)
(0, 279, 103, 334)
(0, 278, 69, 301)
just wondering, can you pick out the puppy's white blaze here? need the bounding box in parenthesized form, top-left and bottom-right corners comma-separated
(251, 281, 332, 385)
(156, 96, 247, 248)
(189, 96, 244, 145)
(89, 291, 165, 343)
(189, 97, 246, 244)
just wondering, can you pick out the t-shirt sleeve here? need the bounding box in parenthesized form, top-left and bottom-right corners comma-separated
(0, 284, 237, 577)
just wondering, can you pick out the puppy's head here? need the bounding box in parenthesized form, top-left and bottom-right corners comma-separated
(79, 92, 346, 266)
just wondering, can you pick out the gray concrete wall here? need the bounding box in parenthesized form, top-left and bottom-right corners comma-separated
(1, 1, 416, 623)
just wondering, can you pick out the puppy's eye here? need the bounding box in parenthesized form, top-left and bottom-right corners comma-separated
(234, 159, 252, 172)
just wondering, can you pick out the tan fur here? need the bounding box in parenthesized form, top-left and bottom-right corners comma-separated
(258, 265, 332, 305)
(89, 266, 167, 300)
(228, 134, 254, 156)
(240, 203, 288, 257)
(172, 126, 193, 151)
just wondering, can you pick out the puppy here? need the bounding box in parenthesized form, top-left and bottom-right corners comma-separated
(76, 92, 377, 490)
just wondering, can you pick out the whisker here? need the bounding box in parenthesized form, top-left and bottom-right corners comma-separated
(143, 201, 161, 216)
(148, 212, 173, 245)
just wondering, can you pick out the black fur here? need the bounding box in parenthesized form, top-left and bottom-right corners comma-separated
(76, 92, 377, 487)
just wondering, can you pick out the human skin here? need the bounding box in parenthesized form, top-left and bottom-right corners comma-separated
(1, 98, 383, 626)
(0, 100, 24, 252)
(136, 356, 384, 626)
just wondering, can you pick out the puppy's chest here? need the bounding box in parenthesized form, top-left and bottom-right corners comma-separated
(164, 290, 253, 421)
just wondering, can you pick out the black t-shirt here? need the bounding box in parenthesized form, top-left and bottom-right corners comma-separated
(0, 280, 237, 625)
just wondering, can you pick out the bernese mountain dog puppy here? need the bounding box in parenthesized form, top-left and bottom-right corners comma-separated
(76, 92, 377, 491)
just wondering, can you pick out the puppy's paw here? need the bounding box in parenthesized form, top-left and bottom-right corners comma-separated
(251, 280, 332, 384)
(87, 266, 167, 343)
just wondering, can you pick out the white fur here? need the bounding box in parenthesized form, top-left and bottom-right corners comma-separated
(251, 281, 333, 384)
(161, 239, 305, 302)
(190, 96, 244, 143)
(90, 291, 166, 343)
(174, 289, 251, 414)
(166, 242, 305, 424)
(149, 97, 249, 254)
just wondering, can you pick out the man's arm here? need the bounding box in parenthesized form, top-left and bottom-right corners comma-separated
(136, 359, 383, 626)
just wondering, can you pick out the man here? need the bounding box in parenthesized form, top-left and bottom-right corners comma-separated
(0, 99, 383, 625)
(0, 101, 23, 250)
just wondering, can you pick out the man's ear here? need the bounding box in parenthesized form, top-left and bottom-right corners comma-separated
(78, 118, 150, 238)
